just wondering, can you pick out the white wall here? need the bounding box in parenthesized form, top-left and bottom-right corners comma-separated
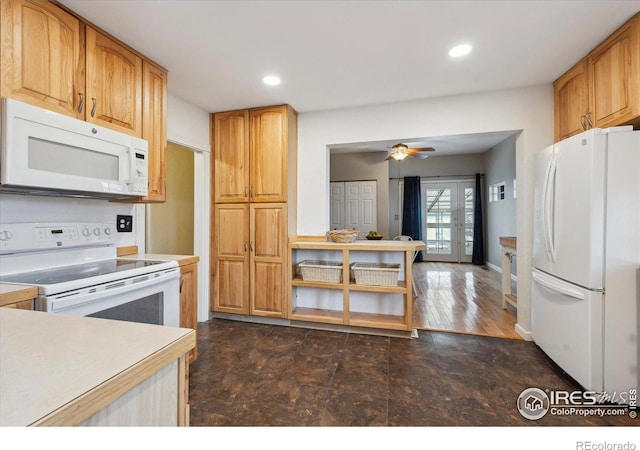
(297, 84, 555, 339)
(166, 93, 211, 323)
(485, 135, 517, 273)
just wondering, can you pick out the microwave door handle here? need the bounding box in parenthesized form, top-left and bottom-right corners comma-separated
(128, 147, 137, 184)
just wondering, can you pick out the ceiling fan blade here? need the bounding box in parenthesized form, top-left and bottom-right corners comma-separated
(384, 153, 395, 161)
(406, 147, 435, 153)
(406, 147, 435, 158)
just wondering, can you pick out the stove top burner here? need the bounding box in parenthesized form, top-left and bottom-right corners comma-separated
(0, 259, 168, 285)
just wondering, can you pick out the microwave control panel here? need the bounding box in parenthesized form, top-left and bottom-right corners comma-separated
(130, 147, 148, 195)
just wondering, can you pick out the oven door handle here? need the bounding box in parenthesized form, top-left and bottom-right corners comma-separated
(48, 268, 179, 312)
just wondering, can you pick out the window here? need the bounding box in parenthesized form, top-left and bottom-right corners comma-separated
(489, 182, 506, 202)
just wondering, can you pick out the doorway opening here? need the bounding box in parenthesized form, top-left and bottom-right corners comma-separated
(146, 142, 195, 254)
(400, 180, 475, 263)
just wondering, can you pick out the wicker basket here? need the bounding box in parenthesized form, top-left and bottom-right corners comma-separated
(352, 262, 401, 286)
(298, 260, 343, 283)
(327, 229, 359, 243)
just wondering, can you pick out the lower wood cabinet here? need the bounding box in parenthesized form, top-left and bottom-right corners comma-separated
(211, 203, 287, 318)
(0, 298, 35, 310)
(179, 262, 198, 364)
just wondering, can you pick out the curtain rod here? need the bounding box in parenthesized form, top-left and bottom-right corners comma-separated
(389, 174, 484, 180)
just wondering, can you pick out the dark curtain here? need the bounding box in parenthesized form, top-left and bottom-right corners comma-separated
(401, 176, 423, 262)
(472, 173, 485, 265)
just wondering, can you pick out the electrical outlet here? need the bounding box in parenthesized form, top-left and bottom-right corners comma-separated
(117, 215, 133, 232)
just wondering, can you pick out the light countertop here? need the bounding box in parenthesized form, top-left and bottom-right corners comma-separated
(290, 239, 426, 251)
(126, 253, 200, 267)
(0, 308, 195, 426)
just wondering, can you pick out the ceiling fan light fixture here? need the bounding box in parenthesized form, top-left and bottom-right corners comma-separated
(390, 143, 409, 160)
(391, 151, 408, 161)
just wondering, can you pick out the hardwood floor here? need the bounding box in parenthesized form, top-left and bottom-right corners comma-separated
(412, 262, 521, 339)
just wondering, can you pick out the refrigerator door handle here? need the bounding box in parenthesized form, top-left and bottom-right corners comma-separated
(541, 155, 555, 262)
(547, 157, 558, 262)
(532, 271, 585, 300)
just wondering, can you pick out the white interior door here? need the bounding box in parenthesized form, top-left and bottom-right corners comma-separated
(330, 182, 345, 230)
(421, 181, 474, 263)
(331, 181, 377, 239)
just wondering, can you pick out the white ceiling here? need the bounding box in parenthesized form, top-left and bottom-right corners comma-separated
(58, 0, 639, 155)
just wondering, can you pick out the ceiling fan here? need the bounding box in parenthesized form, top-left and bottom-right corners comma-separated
(385, 143, 435, 161)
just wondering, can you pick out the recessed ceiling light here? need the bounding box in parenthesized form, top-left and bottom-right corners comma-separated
(449, 44, 472, 58)
(263, 75, 281, 86)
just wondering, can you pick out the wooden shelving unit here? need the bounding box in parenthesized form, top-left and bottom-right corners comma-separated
(288, 239, 426, 332)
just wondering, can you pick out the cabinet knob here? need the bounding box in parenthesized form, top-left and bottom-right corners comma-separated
(91, 98, 97, 118)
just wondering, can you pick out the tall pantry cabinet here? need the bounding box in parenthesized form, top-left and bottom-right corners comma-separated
(211, 105, 297, 319)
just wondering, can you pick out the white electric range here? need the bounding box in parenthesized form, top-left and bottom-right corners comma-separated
(0, 222, 180, 326)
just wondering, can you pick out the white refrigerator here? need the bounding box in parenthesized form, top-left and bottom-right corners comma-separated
(532, 126, 639, 395)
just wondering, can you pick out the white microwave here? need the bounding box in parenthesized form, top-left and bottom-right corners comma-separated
(0, 97, 148, 198)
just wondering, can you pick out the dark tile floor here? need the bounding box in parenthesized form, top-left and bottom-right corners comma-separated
(188, 319, 637, 426)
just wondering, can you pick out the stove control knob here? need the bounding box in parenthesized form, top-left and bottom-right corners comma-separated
(104, 227, 112, 236)
(93, 227, 101, 236)
(0, 230, 12, 241)
(82, 227, 91, 237)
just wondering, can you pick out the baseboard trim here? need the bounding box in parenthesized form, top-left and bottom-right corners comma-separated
(487, 261, 518, 282)
(515, 323, 533, 341)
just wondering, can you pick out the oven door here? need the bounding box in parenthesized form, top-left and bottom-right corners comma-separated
(39, 268, 180, 327)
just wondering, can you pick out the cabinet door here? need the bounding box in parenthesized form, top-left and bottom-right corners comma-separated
(212, 204, 249, 314)
(249, 106, 289, 202)
(85, 27, 142, 136)
(140, 60, 168, 202)
(213, 110, 250, 203)
(588, 15, 640, 129)
(554, 59, 589, 142)
(250, 203, 287, 317)
(0, 0, 83, 118)
(180, 263, 198, 364)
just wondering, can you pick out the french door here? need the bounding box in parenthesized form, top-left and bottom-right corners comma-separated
(421, 181, 475, 263)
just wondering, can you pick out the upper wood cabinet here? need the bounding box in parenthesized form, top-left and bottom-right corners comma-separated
(85, 27, 143, 137)
(140, 60, 168, 202)
(554, 59, 590, 142)
(0, 0, 84, 118)
(213, 105, 297, 203)
(1, 0, 168, 202)
(588, 13, 640, 129)
(213, 110, 250, 203)
(249, 106, 294, 202)
(554, 12, 640, 142)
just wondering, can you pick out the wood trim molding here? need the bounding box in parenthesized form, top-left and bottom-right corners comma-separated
(117, 246, 139, 257)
